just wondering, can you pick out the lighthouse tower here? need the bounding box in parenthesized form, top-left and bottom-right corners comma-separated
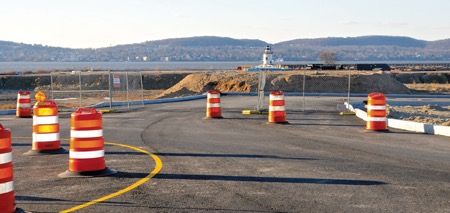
(262, 45, 274, 66)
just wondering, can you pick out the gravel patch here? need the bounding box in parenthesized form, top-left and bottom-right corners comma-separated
(388, 105, 450, 126)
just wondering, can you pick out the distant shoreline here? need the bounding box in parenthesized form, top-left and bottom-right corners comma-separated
(2, 61, 450, 73)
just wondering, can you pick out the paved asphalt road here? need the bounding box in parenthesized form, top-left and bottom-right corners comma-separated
(2, 95, 449, 212)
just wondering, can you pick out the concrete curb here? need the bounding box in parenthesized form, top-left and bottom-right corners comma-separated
(87, 95, 207, 108)
(345, 102, 450, 137)
(0, 95, 208, 115)
(0, 109, 16, 115)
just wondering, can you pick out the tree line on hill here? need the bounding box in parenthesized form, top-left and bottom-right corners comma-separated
(1, 36, 450, 62)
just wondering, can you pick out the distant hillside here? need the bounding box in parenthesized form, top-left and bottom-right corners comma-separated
(146, 36, 267, 47)
(1, 35, 450, 62)
(277, 36, 427, 48)
(426, 38, 450, 50)
(274, 36, 450, 61)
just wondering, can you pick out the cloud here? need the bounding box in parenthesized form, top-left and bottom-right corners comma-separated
(338, 20, 360, 25)
(374, 21, 408, 27)
(173, 13, 192, 19)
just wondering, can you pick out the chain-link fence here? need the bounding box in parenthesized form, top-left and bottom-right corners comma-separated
(49, 71, 109, 109)
(2, 70, 449, 114)
(32, 71, 145, 110)
(246, 70, 450, 112)
(109, 71, 144, 109)
(253, 70, 352, 111)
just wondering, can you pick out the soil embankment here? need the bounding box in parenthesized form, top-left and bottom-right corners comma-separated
(390, 72, 450, 84)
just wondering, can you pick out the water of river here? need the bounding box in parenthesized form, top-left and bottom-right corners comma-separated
(0, 61, 260, 72)
(2, 61, 450, 72)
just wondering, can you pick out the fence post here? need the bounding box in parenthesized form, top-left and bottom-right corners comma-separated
(126, 71, 130, 109)
(347, 69, 351, 102)
(78, 71, 82, 107)
(140, 71, 144, 106)
(257, 70, 266, 111)
(108, 71, 112, 109)
(50, 72, 54, 100)
(302, 69, 306, 112)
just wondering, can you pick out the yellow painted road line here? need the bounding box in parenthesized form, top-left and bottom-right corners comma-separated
(60, 142, 163, 213)
(11, 137, 162, 213)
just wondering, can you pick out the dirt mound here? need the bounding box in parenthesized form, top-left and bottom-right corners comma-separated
(350, 72, 411, 94)
(155, 72, 260, 98)
(156, 71, 411, 98)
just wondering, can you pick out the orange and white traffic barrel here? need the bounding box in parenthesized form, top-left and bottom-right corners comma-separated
(268, 91, 288, 124)
(59, 108, 116, 177)
(0, 124, 16, 213)
(16, 91, 32, 117)
(24, 92, 67, 155)
(205, 90, 223, 119)
(366, 92, 388, 131)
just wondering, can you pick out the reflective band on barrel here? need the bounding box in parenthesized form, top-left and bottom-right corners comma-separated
(367, 105, 386, 110)
(270, 95, 284, 100)
(33, 133, 60, 142)
(19, 95, 31, 99)
(33, 116, 59, 125)
(71, 130, 103, 138)
(207, 94, 220, 98)
(207, 103, 220, 108)
(269, 106, 286, 111)
(18, 103, 32, 108)
(366, 117, 387, 122)
(70, 150, 104, 159)
(0, 152, 12, 164)
(0, 181, 14, 194)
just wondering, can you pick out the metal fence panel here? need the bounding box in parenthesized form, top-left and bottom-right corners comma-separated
(110, 71, 144, 109)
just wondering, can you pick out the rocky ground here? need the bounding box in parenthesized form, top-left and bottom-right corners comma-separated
(388, 105, 450, 126)
(391, 82, 450, 126)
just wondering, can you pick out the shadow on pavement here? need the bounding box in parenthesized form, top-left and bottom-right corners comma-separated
(153, 152, 317, 161)
(154, 174, 387, 185)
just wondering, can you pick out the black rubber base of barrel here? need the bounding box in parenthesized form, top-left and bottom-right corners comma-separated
(16, 116, 32, 118)
(267, 121, 290, 125)
(15, 207, 28, 213)
(364, 129, 390, 133)
(23, 147, 68, 156)
(203, 116, 224, 119)
(58, 167, 117, 178)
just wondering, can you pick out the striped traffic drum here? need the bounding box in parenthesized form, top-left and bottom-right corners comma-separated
(0, 124, 16, 213)
(59, 108, 116, 177)
(268, 91, 288, 124)
(16, 91, 32, 118)
(24, 92, 67, 155)
(205, 90, 223, 119)
(366, 92, 388, 131)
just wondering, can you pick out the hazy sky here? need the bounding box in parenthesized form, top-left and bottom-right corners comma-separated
(2, 0, 450, 48)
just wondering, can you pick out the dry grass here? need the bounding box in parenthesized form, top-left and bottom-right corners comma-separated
(0, 103, 16, 110)
(0, 90, 164, 110)
(405, 83, 450, 94)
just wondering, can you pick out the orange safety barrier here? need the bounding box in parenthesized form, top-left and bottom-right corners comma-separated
(24, 92, 67, 155)
(205, 90, 223, 119)
(16, 91, 32, 117)
(366, 92, 388, 131)
(59, 108, 116, 177)
(268, 91, 287, 124)
(0, 124, 16, 213)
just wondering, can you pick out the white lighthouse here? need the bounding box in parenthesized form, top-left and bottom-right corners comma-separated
(245, 45, 290, 71)
(262, 45, 274, 65)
